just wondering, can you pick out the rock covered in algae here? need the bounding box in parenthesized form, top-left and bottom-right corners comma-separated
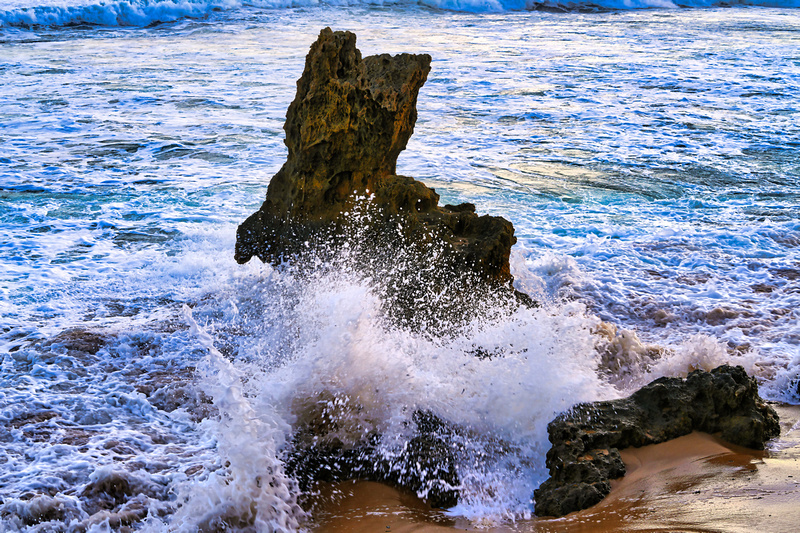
(235, 27, 516, 283)
(533, 365, 780, 517)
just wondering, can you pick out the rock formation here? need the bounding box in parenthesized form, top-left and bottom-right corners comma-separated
(287, 409, 459, 508)
(534, 365, 780, 517)
(235, 27, 515, 284)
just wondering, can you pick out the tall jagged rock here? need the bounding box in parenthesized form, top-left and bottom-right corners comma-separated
(235, 27, 515, 283)
(534, 365, 780, 517)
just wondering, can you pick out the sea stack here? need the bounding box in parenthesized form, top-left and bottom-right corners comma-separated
(235, 27, 516, 284)
(534, 365, 780, 517)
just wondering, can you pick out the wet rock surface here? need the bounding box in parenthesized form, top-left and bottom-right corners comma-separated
(235, 27, 516, 284)
(287, 410, 459, 508)
(534, 365, 780, 517)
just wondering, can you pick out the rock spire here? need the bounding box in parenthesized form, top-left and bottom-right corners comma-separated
(235, 27, 516, 283)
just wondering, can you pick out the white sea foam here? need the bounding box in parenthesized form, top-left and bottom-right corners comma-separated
(159, 245, 619, 525)
(154, 306, 305, 532)
(161, 237, 787, 526)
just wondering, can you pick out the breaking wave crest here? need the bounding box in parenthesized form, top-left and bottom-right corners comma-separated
(166, 243, 618, 526)
(2, 0, 799, 28)
(139, 208, 766, 529)
(0, 207, 778, 531)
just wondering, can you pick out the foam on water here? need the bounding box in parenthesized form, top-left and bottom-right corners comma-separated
(0, 222, 791, 529)
(156, 305, 304, 532)
(0, 0, 237, 28)
(171, 239, 625, 525)
(0, 231, 621, 529)
(0, 325, 216, 531)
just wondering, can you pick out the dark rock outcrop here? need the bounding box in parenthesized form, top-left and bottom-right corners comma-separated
(287, 410, 459, 508)
(534, 365, 780, 517)
(235, 27, 515, 284)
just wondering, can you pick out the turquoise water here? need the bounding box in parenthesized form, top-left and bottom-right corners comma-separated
(1, 4, 799, 530)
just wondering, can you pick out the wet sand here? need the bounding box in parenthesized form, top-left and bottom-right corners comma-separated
(311, 404, 800, 533)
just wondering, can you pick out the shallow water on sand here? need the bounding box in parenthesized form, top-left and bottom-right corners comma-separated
(1, 4, 799, 530)
(313, 405, 800, 533)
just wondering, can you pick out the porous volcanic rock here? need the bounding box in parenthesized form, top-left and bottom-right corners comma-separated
(534, 365, 780, 517)
(235, 27, 515, 283)
(286, 410, 459, 508)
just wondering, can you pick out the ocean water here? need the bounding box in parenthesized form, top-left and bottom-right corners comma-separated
(1, 1, 799, 530)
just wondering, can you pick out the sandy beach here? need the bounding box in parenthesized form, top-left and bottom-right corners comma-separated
(312, 404, 800, 533)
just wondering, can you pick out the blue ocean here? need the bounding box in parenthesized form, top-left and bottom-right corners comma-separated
(1, 1, 799, 531)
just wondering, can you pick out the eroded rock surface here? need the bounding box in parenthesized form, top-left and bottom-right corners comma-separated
(287, 410, 459, 508)
(235, 27, 515, 283)
(534, 365, 780, 517)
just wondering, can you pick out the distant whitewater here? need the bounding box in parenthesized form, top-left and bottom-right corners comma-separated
(2, 0, 800, 28)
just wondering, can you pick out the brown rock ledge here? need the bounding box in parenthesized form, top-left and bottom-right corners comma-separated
(533, 364, 780, 517)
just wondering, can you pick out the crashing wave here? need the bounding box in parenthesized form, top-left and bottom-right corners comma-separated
(1, 0, 798, 29)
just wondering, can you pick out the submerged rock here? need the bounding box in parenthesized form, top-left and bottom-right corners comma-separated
(286, 410, 459, 508)
(534, 365, 780, 517)
(235, 27, 515, 284)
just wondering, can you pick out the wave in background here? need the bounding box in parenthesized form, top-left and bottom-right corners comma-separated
(2, 0, 800, 28)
